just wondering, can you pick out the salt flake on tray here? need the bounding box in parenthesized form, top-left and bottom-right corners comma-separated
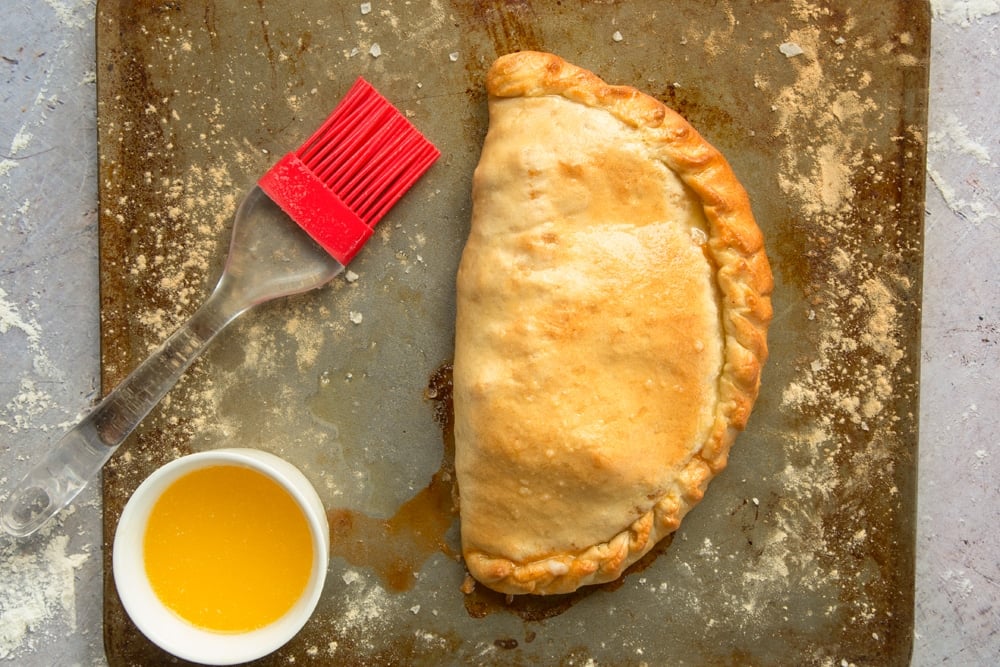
(779, 42, 804, 58)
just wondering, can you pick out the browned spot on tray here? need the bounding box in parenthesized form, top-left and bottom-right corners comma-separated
(450, 0, 543, 58)
(326, 365, 459, 592)
(448, 0, 545, 123)
(326, 486, 453, 593)
(99, 7, 177, 393)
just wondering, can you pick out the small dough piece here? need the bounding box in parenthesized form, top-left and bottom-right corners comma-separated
(453, 51, 772, 595)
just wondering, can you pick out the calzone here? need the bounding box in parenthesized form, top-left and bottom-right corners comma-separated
(453, 51, 772, 595)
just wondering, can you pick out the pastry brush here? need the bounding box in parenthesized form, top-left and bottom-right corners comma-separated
(1, 78, 439, 537)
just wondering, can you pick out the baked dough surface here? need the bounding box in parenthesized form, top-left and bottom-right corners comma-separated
(454, 51, 772, 595)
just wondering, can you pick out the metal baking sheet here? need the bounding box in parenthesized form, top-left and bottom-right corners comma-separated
(97, 1, 929, 664)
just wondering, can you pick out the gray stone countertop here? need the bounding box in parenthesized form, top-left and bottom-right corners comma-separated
(1, 1, 997, 665)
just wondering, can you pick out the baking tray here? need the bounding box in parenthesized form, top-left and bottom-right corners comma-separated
(97, 1, 929, 664)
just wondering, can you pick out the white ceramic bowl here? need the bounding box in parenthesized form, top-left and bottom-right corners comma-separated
(112, 448, 329, 665)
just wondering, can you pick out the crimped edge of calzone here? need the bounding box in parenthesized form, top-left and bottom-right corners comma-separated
(462, 51, 773, 595)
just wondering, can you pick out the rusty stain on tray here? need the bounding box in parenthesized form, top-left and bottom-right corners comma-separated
(97, 0, 929, 665)
(326, 365, 459, 594)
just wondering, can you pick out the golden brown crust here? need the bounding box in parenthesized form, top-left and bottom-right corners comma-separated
(455, 51, 772, 595)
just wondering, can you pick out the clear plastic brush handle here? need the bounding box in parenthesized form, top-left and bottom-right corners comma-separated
(1, 188, 343, 537)
(0, 298, 239, 537)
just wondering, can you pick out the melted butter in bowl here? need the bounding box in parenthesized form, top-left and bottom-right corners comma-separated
(113, 449, 329, 665)
(144, 464, 315, 632)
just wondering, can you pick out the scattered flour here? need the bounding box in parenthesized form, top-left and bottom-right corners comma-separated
(928, 112, 992, 166)
(931, 0, 1000, 26)
(41, 0, 90, 30)
(733, 2, 923, 646)
(0, 289, 63, 433)
(0, 128, 34, 178)
(0, 532, 90, 660)
(0, 0, 96, 179)
(939, 569, 975, 599)
(335, 581, 391, 636)
(8, 128, 33, 155)
(926, 111, 997, 226)
(0, 2, 99, 656)
(0, 288, 42, 345)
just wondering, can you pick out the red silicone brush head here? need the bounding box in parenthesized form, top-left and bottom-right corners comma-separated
(258, 78, 440, 265)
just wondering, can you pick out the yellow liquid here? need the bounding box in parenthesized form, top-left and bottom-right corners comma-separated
(143, 464, 314, 633)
